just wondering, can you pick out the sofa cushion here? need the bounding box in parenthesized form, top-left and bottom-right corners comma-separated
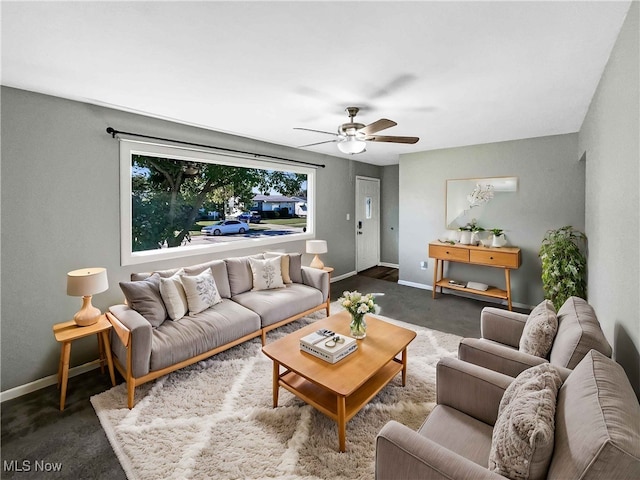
(488, 362, 562, 480)
(149, 299, 261, 372)
(119, 273, 167, 328)
(550, 297, 611, 369)
(159, 269, 188, 321)
(183, 259, 231, 299)
(419, 404, 493, 467)
(249, 257, 285, 290)
(181, 269, 222, 315)
(548, 350, 640, 480)
(226, 255, 263, 296)
(287, 252, 303, 283)
(519, 300, 557, 358)
(232, 283, 323, 327)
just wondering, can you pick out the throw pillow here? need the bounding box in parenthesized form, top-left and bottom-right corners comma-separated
(181, 269, 222, 315)
(119, 273, 167, 328)
(489, 363, 563, 480)
(519, 300, 558, 358)
(264, 252, 292, 284)
(159, 269, 188, 321)
(249, 256, 285, 291)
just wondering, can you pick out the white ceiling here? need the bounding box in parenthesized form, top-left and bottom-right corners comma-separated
(1, 1, 631, 166)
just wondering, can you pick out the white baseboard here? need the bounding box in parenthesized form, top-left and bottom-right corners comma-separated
(378, 262, 399, 269)
(331, 270, 357, 283)
(1, 359, 102, 403)
(398, 280, 432, 290)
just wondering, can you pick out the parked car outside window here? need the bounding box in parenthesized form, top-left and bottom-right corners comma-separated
(237, 211, 261, 223)
(201, 220, 249, 236)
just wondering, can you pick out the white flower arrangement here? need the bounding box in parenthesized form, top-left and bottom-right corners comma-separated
(338, 290, 379, 317)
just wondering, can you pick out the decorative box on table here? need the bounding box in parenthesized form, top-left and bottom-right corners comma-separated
(300, 331, 357, 364)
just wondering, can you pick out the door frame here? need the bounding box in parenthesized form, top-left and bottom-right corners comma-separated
(355, 175, 381, 272)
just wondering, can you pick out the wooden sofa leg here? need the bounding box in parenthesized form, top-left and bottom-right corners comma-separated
(127, 380, 135, 409)
(261, 330, 267, 346)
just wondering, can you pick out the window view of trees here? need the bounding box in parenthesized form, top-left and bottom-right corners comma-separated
(131, 154, 308, 251)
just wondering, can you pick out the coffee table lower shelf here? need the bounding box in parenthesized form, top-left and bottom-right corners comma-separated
(276, 359, 403, 451)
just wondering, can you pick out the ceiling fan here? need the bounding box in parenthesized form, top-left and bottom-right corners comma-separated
(295, 107, 419, 154)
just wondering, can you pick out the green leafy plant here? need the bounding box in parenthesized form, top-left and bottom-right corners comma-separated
(459, 219, 485, 232)
(539, 226, 587, 309)
(489, 228, 504, 236)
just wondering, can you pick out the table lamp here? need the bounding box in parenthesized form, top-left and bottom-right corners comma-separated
(306, 240, 327, 269)
(67, 267, 109, 326)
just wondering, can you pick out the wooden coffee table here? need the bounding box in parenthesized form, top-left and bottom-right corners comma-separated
(261, 311, 416, 452)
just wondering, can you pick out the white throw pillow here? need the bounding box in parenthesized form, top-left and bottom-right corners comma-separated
(264, 252, 292, 284)
(159, 269, 188, 321)
(249, 257, 285, 291)
(181, 269, 222, 315)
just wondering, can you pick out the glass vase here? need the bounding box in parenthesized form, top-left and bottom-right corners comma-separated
(350, 313, 367, 339)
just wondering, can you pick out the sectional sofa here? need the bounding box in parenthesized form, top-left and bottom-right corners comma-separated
(106, 253, 330, 408)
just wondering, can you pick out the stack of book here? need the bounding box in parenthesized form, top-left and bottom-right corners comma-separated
(300, 331, 357, 364)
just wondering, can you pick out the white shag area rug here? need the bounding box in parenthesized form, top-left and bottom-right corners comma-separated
(91, 305, 461, 480)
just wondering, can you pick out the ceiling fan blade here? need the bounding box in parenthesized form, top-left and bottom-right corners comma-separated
(293, 127, 338, 136)
(359, 119, 397, 135)
(297, 139, 338, 148)
(365, 135, 419, 144)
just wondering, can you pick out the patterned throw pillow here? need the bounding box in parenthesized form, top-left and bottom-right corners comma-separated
(264, 252, 292, 284)
(249, 257, 285, 291)
(519, 300, 558, 358)
(489, 363, 563, 480)
(181, 269, 222, 315)
(159, 269, 188, 321)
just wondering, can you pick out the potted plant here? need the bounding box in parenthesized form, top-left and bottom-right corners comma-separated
(459, 220, 484, 244)
(539, 225, 587, 310)
(489, 228, 506, 247)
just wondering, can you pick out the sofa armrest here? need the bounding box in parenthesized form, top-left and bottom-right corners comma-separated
(459, 338, 548, 378)
(375, 421, 504, 480)
(301, 266, 329, 302)
(458, 338, 573, 382)
(480, 307, 528, 347)
(436, 357, 513, 426)
(107, 304, 152, 378)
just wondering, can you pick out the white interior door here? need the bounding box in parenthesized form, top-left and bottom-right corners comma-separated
(356, 176, 380, 272)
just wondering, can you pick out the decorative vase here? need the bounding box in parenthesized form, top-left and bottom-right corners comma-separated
(350, 313, 367, 339)
(459, 231, 472, 245)
(492, 234, 507, 247)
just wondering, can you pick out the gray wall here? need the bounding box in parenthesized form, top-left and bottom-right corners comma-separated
(579, 2, 639, 397)
(0, 87, 383, 391)
(398, 133, 585, 308)
(381, 165, 399, 265)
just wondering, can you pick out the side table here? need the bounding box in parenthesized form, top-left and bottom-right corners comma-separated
(53, 315, 116, 411)
(323, 266, 334, 315)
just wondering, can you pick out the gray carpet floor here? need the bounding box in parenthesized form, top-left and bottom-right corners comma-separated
(1, 273, 527, 479)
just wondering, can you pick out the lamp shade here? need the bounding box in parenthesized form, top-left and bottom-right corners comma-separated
(306, 240, 327, 255)
(337, 137, 366, 154)
(67, 267, 109, 297)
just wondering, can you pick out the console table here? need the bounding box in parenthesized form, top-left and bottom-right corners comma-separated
(429, 241, 522, 310)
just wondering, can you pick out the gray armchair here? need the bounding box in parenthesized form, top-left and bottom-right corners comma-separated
(375, 350, 640, 480)
(458, 296, 611, 378)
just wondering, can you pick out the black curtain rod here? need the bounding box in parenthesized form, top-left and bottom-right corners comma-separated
(106, 127, 325, 168)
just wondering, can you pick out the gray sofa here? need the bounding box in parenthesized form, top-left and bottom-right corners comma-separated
(376, 350, 640, 479)
(458, 296, 612, 378)
(106, 253, 329, 408)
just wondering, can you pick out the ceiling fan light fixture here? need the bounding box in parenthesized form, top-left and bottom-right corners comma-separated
(337, 137, 367, 154)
